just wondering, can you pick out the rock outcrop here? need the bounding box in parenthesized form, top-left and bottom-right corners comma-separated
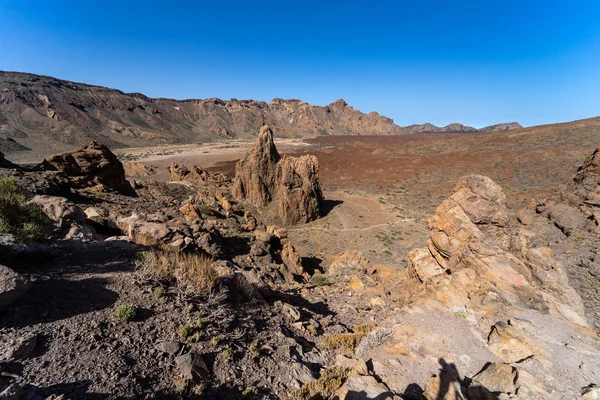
(511, 145, 600, 329)
(312, 171, 600, 399)
(168, 163, 229, 186)
(28, 195, 96, 241)
(406, 174, 587, 326)
(0, 265, 30, 309)
(42, 141, 133, 194)
(233, 126, 323, 225)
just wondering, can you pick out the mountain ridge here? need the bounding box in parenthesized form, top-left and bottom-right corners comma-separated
(0, 71, 521, 154)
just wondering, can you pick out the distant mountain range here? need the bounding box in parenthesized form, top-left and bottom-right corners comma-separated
(0, 71, 522, 154)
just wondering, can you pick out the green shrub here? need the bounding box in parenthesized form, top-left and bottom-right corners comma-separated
(178, 324, 192, 338)
(290, 366, 349, 399)
(196, 204, 213, 216)
(114, 304, 136, 321)
(0, 177, 47, 242)
(309, 273, 330, 287)
(242, 387, 258, 398)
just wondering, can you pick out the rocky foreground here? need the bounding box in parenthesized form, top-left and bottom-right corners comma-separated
(0, 129, 599, 399)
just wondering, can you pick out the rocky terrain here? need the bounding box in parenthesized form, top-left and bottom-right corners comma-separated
(0, 124, 599, 399)
(0, 72, 520, 157)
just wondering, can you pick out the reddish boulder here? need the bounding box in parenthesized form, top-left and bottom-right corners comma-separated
(42, 141, 131, 194)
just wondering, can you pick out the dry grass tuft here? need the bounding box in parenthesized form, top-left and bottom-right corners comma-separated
(320, 324, 375, 356)
(289, 366, 349, 399)
(136, 249, 217, 295)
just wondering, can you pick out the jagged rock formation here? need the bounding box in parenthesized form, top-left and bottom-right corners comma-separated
(406, 174, 587, 326)
(512, 145, 600, 329)
(168, 162, 229, 186)
(310, 169, 600, 399)
(233, 126, 323, 225)
(42, 141, 133, 194)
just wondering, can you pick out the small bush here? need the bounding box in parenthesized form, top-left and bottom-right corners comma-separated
(0, 177, 48, 242)
(249, 338, 260, 358)
(178, 324, 192, 338)
(153, 287, 165, 298)
(196, 204, 213, 216)
(242, 387, 258, 398)
(320, 324, 374, 356)
(309, 273, 330, 287)
(290, 366, 349, 399)
(114, 304, 136, 321)
(136, 249, 217, 295)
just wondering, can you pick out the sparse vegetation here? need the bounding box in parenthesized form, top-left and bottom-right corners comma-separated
(0, 177, 48, 242)
(178, 324, 192, 338)
(136, 249, 217, 296)
(319, 324, 375, 356)
(242, 386, 258, 398)
(196, 204, 213, 216)
(290, 366, 349, 400)
(309, 272, 330, 286)
(153, 287, 165, 298)
(249, 338, 260, 358)
(114, 304, 136, 321)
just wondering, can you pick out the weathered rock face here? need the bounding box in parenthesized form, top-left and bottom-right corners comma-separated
(0, 72, 407, 156)
(42, 141, 132, 194)
(123, 161, 154, 178)
(232, 126, 281, 209)
(0, 265, 31, 309)
(28, 195, 96, 241)
(406, 174, 587, 327)
(276, 154, 323, 226)
(511, 145, 600, 330)
(232, 126, 323, 225)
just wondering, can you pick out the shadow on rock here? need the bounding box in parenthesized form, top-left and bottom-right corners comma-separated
(321, 199, 343, 217)
(0, 277, 119, 328)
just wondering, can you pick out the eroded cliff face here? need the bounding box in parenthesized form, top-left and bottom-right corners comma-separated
(232, 126, 323, 225)
(0, 72, 404, 155)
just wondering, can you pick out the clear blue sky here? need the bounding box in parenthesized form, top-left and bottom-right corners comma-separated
(1, 1, 599, 128)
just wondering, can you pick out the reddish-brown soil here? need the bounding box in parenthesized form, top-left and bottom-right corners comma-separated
(207, 118, 600, 267)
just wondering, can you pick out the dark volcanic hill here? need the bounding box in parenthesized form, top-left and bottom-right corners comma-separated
(0, 71, 523, 154)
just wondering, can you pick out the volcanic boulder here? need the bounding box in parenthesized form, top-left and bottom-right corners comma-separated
(232, 126, 323, 225)
(42, 141, 132, 194)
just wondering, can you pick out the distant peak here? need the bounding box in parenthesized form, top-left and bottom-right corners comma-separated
(330, 99, 348, 107)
